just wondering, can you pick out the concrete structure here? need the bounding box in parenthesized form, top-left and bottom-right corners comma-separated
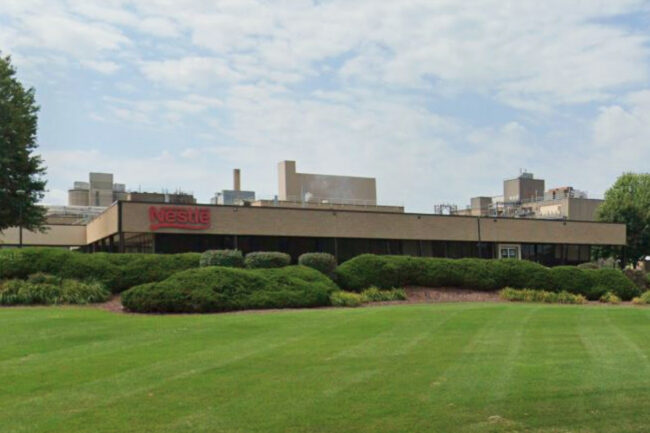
(456, 172, 603, 221)
(125, 192, 196, 204)
(0, 201, 626, 267)
(503, 172, 545, 203)
(278, 160, 376, 206)
(211, 169, 256, 205)
(68, 173, 127, 207)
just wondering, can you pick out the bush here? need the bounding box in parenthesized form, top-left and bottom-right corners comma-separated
(0, 275, 110, 305)
(499, 288, 586, 304)
(335, 255, 553, 292)
(599, 291, 621, 305)
(122, 265, 338, 313)
(335, 254, 639, 299)
(623, 269, 648, 291)
(298, 253, 337, 277)
(632, 291, 650, 305)
(550, 266, 595, 297)
(199, 250, 244, 268)
(0, 248, 201, 293)
(360, 287, 407, 302)
(330, 291, 364, 307)
(244, 252, 291, 269)
(587, 268, 640, 301)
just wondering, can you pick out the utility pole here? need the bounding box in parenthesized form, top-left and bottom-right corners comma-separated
(16, 189, 25, 248)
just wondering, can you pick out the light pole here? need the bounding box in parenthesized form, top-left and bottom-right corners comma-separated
(16, 189, 25, 248)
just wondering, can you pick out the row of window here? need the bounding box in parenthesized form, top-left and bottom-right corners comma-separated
(79, 233, 596, 267)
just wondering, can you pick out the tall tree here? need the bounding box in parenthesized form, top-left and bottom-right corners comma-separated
(596, 173, 650, 267)
(0, 54, 47, 233)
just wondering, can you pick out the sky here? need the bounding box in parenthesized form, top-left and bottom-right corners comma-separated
(1, 0, 650, 213)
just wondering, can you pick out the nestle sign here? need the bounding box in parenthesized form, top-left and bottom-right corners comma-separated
(149, 206, 210, 231)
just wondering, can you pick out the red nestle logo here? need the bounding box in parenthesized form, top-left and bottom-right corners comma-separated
(149, 206, 211, 231)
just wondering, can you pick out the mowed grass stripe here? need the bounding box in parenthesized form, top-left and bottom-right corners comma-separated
(1, 304, 650, 433)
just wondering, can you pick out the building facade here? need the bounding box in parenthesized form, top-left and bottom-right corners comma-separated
(0, 201, 625, 267)
(456, 172, 604, 221)
(278, 160, 377, 206)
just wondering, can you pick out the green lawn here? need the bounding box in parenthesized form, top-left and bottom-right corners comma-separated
(1, 303, 649, 433)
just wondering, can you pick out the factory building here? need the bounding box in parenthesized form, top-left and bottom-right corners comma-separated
(0, 162, 625, 267)
(455, 172, 604, 221)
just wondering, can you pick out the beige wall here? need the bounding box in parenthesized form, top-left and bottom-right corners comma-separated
(120, 202, 626, 246)
(278, 160, 377, 205)
(0, 225, 86, 247)
(567, 198, 602, 221)
(86, 204, 119, 244)
(478, 217, 623, 245)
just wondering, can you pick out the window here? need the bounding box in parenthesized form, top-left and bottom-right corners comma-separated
(498, 244, 520, 259)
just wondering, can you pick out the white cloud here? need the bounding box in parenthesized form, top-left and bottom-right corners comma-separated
(81, 60, 121, 74)
(2, 0, 649, 211)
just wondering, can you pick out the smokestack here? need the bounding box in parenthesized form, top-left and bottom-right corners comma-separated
(233, 169, 241, 191)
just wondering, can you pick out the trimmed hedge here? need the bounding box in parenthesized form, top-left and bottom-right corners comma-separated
(0, 248, 201, 293)
(0, 274, 110, 305)
(200, 250, 244, 268)
(298, 253, 337, 277)
(244, 252, 291, 269)
(336, 254, 640, 300)
(122, 265, 338, 313)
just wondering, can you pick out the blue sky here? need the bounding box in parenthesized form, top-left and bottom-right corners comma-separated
(1, 0, 650, 212)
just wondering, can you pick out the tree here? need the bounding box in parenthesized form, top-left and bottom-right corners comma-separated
(0, 54, 47, 234)
(596, 173, 650, 267)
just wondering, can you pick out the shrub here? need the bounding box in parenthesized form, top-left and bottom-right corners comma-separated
(587, 269, 640, 301)
(122, 265, 338, 313)
(0, 275, 110, 305)
(244, 252, 291, 269)
(623, 269, 648, 291)
(335, 254, 638, 299)
(298, 253, 337, 277)
(499, 288, 586, 304)
(0, 248, 201, 293)
(330, 291, 364, 307)
(599, 291, 621, 305)
(632, 291, 650, 305)
(360, 287, 407, 302)
(199, 250, 244, 268)
(550, 266, 595, 297)
(335, 255, 553, 292)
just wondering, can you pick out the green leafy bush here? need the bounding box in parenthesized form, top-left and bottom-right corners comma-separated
(335, 255, 553, 292)
(623, 269, 649, 291)
(599, 291, 621, 304)
(499, 288, 586, 304)
(330, 291, 364, 307)
(0, 275, 110, 305)
(335, 254, 640, 300)
(550, 266, 595, 297)
(0, 248, 201, 293)
(122, 265, 338, 313)
(360, 287, 407, 302)
(586, 269, 640, 301)
(244, 252, 291, 269)
(199, 250, 244, 268)
(632, 291, 650, 305)
(298, 253, 337, 277)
